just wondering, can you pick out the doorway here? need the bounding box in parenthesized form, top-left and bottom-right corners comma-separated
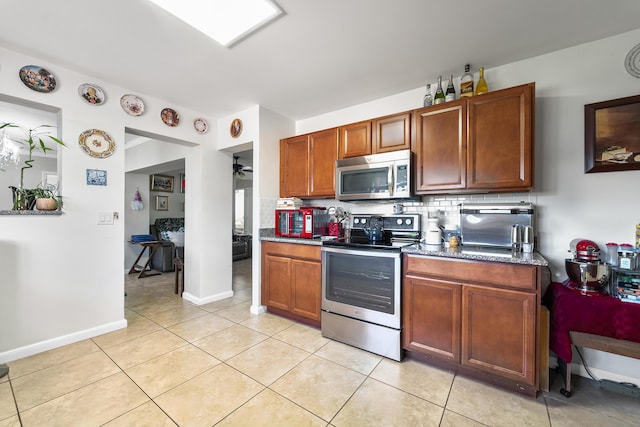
(232, 149, 253, 297)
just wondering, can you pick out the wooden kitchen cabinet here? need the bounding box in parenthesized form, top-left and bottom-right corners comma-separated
(467, 83, 534, 190)
(339, 121, 371, 158)
(412, 82, 535, 195)
(261, 241, 322, 325)
(280, 128, 338, 198)
(339, 112, 411, 159)
(413, 100, 467, 192)
(403, 254, 541, 394)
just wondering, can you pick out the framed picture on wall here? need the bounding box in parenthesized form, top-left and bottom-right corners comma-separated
(585, 94, 640, 173)
(155, 195, 169, 211)
(150, 174, 174, 192)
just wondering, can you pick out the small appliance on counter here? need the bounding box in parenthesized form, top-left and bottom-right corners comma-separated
(460, 202, 535, 249)
(275, 207, 329, 238)
(565, 238, 610, 293)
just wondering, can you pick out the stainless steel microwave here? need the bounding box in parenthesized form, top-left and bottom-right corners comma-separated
(335, 150, 412, 201)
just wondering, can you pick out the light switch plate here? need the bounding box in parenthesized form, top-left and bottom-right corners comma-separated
(97, 212, 114, 225)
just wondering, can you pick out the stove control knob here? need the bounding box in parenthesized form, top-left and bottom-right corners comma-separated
(354, 218, 360, 225)
(396, 219, 403, 225)
(405, 219, 412, 225)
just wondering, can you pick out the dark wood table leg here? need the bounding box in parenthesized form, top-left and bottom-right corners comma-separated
(128, 242, 162, 279)
(558, 357, 572, 397)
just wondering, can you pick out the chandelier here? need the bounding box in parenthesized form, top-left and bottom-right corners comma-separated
(0, 130, 21, 170)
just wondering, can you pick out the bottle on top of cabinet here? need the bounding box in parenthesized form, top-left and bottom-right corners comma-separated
(423, 84, 433, 107)
(445, 74, 456, 101)
(475, 66, 489, 95)
(433, 76, 446, 104)
(460, 64, 474, 97)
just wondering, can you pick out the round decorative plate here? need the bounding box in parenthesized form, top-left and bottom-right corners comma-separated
(19, 65, 57, 93)
(120, 94, 145, 116)
(230, 118, 243, 138)
(78, 83, 105, 105)
(624, 42, 640, 78)
(161, 108, 180, 127)
(193, 118, 208, 134)
(78, 129, 116, 158)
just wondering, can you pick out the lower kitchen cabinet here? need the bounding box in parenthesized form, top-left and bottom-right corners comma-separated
(261, 241, 321, 325)
(403, 254, 541, 394)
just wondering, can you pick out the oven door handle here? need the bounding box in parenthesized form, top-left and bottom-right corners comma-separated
(321, 245, 401, 259)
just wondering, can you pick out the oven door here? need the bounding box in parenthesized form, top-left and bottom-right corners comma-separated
(321, 246, 401, 329)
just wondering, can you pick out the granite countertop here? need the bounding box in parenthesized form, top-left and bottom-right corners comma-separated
(259, 228, 323, 246)
(402, 243, 549, 266)
(0, 210, 63, 215)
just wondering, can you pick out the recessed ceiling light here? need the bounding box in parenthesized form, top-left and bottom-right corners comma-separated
(148, 0, 283, 47)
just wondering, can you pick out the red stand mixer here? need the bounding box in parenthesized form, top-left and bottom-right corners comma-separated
(565, 239, 610, 294)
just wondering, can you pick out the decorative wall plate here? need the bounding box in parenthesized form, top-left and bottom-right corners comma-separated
(19, 65, 57, 93)
(78, 83, 105, 105)
(120, 94, 145, 116)
(79, 129, 116, 158)
(161, 108, 180, 127)
(193, 118, 208, 134)
(230, 118, 243, 138)
(624, 42, 640, 78)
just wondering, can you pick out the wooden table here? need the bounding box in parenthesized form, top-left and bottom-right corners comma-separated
(128, 241, 162, 278)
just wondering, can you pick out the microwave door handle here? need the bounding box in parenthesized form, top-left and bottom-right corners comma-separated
(388, 165, 394, 196)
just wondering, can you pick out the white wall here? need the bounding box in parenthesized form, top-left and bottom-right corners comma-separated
(0, 44, 231, 362)
(296, 29, 640, 384)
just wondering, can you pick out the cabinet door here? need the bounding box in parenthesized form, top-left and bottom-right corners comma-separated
(467, 83, 534, 190)
(280, 135, 309, 197)
(403, 275, 461, 362)
(413, 100, 467, 193)
(309, 128, 339, 197)
(339, 121, 371, 159)
(373, 112, 411, 154)
(461, 284, 536, 385)
(291, 259, 322, 321)
(262, 254, 292, 311)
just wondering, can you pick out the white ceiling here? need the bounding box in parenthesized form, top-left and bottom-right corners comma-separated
(2, 1, 640, 122)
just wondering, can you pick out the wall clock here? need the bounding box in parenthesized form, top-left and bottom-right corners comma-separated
(625, 42, 640, 78)
(230, 118, 242, 138)
(79, 129, 116, 158)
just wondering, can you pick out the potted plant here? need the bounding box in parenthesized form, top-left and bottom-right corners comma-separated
(31, 186, 62, 211)
(0, 122, 65, 210)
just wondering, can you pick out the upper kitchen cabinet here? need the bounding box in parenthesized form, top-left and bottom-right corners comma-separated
(412, 83, 535, 195)
(339, 112, 411, 159)
(413, 100, 468, 193)
(339, 121, 371, 158)
(467, 83, 534, 190)
(280, 128, 339, 199)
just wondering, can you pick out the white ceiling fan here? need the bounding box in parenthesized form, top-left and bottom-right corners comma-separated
(233, 156, 253, 176)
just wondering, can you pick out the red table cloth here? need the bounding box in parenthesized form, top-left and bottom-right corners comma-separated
(543, 281, 640, 362)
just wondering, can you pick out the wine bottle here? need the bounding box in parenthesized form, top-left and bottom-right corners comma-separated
(460, 64, 474, 97)
(445, 74, 456, 102)
(433, 76, 445, 104)
(475, 66, 488, 95)
(423, 84, 433, 107)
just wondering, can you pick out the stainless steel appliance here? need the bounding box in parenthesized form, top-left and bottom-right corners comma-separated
(335, 150, 412, 201)
(275, 207, 329, 238)
(460, 202, 535, 248)
(321, 214, 420, 361)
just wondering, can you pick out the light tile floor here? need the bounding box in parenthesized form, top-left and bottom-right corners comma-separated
(2, 258, 640, 426)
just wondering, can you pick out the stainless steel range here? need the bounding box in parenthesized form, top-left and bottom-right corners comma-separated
(321, 213, 420, 361)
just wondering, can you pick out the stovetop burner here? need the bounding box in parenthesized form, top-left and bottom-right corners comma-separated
(322, 213, 421, 251)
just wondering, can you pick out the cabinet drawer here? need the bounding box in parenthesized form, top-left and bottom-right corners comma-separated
(262, 241, 321, 261)
(404, 255, 537, 291)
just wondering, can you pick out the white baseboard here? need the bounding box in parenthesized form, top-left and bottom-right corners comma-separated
(0, 319, 128, 364)
(182, 290, 234, 305)
(250, 304, 266, 315)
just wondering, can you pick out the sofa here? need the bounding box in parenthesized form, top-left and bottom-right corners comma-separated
(233, 233, 252, 261)
(150, 217, 184, 272)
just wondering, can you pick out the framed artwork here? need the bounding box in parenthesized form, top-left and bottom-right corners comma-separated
(585, 94, 640, 173)
(86, 169, 107, 186)
(180, 173, 185, 193)
(150, 174, 174, 192)
(230, 118, 243, 138)
(155, 195, 169, 211)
